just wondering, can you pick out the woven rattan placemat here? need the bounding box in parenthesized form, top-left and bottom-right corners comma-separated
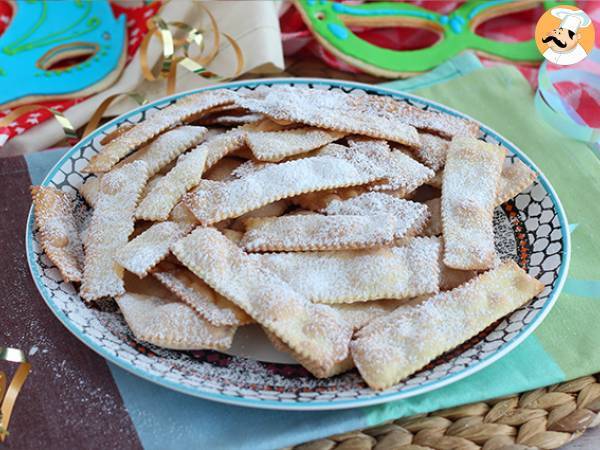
(289, 374, 600, 450)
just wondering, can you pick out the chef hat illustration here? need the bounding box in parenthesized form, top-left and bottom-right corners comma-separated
(551, 8, 592, 33)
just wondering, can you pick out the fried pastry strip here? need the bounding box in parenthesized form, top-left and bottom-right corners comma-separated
(252, 237, 441, 303)
(330, 300, 408, 332)
(265, 330, 354, 378)
(169, 201, 198, 225)
(291, 186, 368, 211)
(442, 137, 505, 270)
(183, 151, 387, 225)
(413, 133, 449, 171)
(230, 200, 289, 231)
(203, 126, 248, 170)
(319, 142, 434, 196)
(85, 89, 236, 173)
(115, 125, 207, 177)
(117, 293, 236, 351)
(421, 198, 442, 236)
(153, 267, 252, 327)
(136, 124, 250, 219)
(100, 123, 134, 145)
(80, 176, 101, 208)
(115, 221, 192, 277)
(237, 86, 421, 147)
(496, 159, 537, 205)
(80, 161, 150, 301)
(135, 145, 208, 220)
(393, 102, 480, 139)
(426, 158, 537, 197)
(351, 260, 544, 390)
(81, 127, 209, 209)
(423, 161, 537, 237)
(171, 227, 353, 374)
(322, 192, 429, 239)
(247, 127, 345, 162)
(241, 214, 396, 252)
(31, 186, 84, 283)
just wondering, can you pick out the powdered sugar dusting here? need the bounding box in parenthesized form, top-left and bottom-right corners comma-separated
(442, 137, 505, 270)
(31, 186, 84, 283)
(321, 141, 434, 196)
(116, 125, 207, 177)
(323, 192, 429, 239)
(331, 300, 406, 332)
(184, 153, 385, 225)
(153, 268, 250, 327)
(135, 145, 208, 220)
(241, 214, 397, 252)
(86, 90, 236, 173)
(237, 86, 420, 147)
(351, 260, 544, 390)
(115, 221, 192, 277)
(253, 237, 440, 304)
(117, 292, 236, 350)
(413, 133, 450, 171)
(80, 161, 150, 301)
(247, 127, 345, 162)
(171, 227, 353, 373)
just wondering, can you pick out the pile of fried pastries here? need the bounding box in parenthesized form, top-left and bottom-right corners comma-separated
(31, 86, 545, 391)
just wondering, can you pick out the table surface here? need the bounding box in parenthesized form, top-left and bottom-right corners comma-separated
(5, 57, 598, 450)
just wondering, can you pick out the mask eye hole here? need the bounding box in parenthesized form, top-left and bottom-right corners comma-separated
(473, 4, 544, 42)
(37, 42, 99, 71)
(358, 25, 441, 51)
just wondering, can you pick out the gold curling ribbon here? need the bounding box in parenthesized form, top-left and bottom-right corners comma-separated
(140, 16, 176, 82)
(140, 2, 244, 95)
(0, 92, 147, 143)
(81, 92, 147, 138)
(0, 347, 31, 442)
(0, 105, 78, 140)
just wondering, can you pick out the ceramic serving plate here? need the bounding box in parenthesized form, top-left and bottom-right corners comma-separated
(26, 79, 570, 411)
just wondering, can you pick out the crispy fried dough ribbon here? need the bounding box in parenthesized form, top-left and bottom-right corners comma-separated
(0, 347, 31, 442)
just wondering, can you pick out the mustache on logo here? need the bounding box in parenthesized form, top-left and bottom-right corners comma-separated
(542, 35, 567, 48)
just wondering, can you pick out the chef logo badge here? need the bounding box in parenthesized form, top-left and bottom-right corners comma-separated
(535, 5, 595, 66)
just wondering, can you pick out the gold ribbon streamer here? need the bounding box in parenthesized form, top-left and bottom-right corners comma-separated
(140, 16, 176, 82)
(0, 105, 78, 140)
(139, 2, 244, 95)
(0, 92, 147, 143)
(0, 347, 31, 442)
(81, 92, 147, 138)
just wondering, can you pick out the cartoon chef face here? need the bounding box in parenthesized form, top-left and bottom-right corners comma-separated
(542, 27, 581, 53)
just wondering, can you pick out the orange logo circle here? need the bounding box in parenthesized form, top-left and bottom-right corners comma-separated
(535, 5, 595, 66)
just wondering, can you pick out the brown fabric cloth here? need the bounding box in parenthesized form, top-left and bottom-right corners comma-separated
(0, 156, 141, 450)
